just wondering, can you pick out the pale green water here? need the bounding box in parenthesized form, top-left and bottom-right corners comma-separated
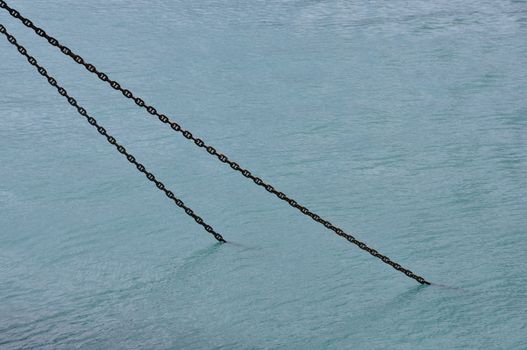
(1, 1, 527, 349)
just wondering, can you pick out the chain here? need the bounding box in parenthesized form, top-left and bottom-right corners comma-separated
(0, 1, 430, 285)
(0, 23, 226, 243)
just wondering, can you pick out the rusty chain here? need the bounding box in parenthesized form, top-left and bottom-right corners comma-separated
(0, 1, 430, 284)
(0, 23, 226, 243)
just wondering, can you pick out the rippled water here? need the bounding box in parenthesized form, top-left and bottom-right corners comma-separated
(1, 1, 526, 349)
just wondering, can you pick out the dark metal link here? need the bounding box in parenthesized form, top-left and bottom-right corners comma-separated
(171, 122, 181, 131)
(0, 25, 226, 243)
(98, 72, 108, 81)
(0, 1, 429, 284)
(147, 106, 157, 115)
(48, 37, 58, 46)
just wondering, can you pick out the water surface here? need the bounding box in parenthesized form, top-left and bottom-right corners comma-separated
(1, 1, 526, 349)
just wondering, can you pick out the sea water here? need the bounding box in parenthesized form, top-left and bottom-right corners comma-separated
(1, 1, 526, 349)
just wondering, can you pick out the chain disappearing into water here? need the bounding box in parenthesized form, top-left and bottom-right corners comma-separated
(0, 0, 430, 285)
(0, 24, 225, 243)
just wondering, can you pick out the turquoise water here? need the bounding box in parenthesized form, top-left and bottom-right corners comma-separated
(1, 0, 526, 348)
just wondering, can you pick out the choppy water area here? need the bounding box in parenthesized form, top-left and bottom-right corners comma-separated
(1, 1, 526, 349)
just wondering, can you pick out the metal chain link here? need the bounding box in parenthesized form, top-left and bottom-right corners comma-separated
(0, 23, 225, 243)
(0, 1, 430, 285)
